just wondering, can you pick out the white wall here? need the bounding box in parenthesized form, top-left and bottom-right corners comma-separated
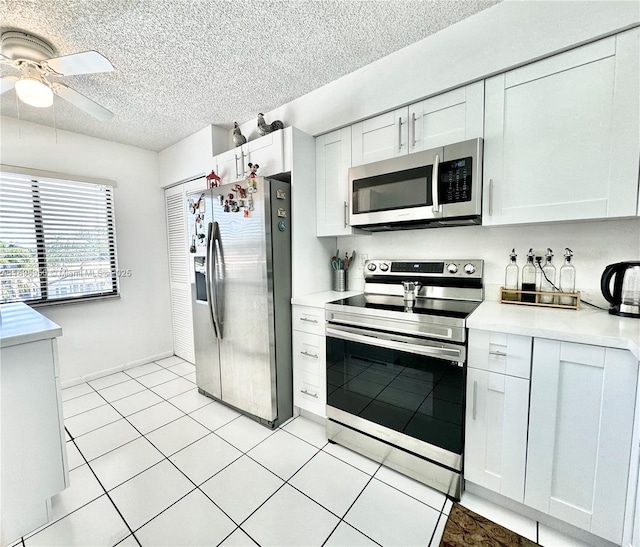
(1, 116, 173, 384)
(339, 218, 640, 307)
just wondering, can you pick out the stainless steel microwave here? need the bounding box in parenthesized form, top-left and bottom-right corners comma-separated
(349, 138, 483, 231)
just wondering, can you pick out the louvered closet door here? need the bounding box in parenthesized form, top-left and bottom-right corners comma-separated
(165, 186, 195, 363)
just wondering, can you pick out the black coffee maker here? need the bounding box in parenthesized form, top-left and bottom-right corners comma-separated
(601, 261, 640, 318)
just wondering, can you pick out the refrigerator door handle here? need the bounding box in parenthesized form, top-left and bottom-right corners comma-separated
(205, 222, 222, 339)
(211, 220, 224, 338)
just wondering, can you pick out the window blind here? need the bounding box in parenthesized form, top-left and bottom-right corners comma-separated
(0, 172, 119, 304)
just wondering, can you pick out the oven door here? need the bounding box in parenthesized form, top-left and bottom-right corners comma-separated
(325, 323, 465, 471)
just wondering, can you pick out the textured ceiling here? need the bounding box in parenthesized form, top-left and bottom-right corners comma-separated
(1, 0, 500, 152)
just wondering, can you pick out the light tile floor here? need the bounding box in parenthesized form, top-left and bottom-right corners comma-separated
(14, 356, 590, 547)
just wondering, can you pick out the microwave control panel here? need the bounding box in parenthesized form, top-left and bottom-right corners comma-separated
(440, 157, 472, 203)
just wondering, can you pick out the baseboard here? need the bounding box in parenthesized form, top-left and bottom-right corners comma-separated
(296, 407, 327, 426)
(60, 351, 174, 389)
(464, 481, 619, 547)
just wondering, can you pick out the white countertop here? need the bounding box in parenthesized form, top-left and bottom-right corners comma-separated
(0, 303, 62, 348)
(291, 290, 363, 308)
(468, 301, 640, 359)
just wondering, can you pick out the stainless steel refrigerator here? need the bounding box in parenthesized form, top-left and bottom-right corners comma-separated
(189, 177, 292, 428)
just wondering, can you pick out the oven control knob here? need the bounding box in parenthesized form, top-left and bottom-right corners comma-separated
(447, 263, 458, 274)
(367, 263, 377, 271)
(379, 262, 389, 272)
(464, 263, 476, 275)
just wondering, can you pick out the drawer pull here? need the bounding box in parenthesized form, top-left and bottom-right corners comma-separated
(489, 351, 507, 357)
(300, 389, 318, 398)
(300, 351, 318, 359)
(300, 317, 319, 324)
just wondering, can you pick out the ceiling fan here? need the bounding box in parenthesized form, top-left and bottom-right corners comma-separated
(0, 31, 114, 121)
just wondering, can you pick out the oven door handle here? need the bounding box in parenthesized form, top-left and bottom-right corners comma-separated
(326, 326, 463, 362)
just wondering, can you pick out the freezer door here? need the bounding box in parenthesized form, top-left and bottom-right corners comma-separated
(211, 179, 278, 422)
(191, 266, 221, 399)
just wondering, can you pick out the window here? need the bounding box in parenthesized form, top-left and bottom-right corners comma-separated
(0, 170, 119, 305)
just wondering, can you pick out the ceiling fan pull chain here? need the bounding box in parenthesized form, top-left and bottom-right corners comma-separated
(52, 94, 58, 144)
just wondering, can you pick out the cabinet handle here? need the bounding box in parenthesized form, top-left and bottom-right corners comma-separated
(398, 117, 403, 151)
(411, 112, 416, 148)
(300, 351, 319, 359)
(489, 350, 507, 357)
(432, 154, 440, 213)
(488, 179, 494, 216)
(234, 153, 241, 178)
(301, 389, 318, 398)
(344, 201, 348, 228)
(300, 317, 318, 324)
(472, 380, 478, 421)
(242, 151, 248, 176)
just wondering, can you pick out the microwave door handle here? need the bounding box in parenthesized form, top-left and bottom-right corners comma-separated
(432, 154, 440, 213)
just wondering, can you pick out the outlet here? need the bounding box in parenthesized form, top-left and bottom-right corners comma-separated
(358, 253, 368, 269)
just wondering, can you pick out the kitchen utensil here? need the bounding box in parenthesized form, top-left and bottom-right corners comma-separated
(601, 261, 640, 318)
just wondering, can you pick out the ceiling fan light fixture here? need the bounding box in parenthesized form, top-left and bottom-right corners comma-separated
(15, 76, 54, 107)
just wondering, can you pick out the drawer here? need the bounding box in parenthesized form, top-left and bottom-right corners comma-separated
(293, 369, 326, 417)
(468, 329, 532, 379)
(292, 305, 325, 335)
(293, 331, 326, 377)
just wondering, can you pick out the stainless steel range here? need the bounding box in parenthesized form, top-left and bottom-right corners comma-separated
(325, 258, 483, 499)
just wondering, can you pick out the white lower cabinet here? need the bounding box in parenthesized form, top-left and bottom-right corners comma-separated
(292, 305, 326, 417)
(465, 330, 532, 503)
(465, 330, 638, 545)
(1, 337, 68, 545)
(526, 339, 637, 544)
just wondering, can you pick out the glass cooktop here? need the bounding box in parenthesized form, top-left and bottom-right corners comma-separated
(329, 293, 481, 319)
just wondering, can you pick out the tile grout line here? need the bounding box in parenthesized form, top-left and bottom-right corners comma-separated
(78, 381, 255, 543)
(63, 362, 443, 547)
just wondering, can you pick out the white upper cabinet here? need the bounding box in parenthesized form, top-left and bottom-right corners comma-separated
(351, 83, 484, 167)
(213, 131, 284, 184)
(351, 108, 408, 166)
(316, 127, 359, 237)
(483, 28, 640, 225)
(408, 81, 484, 152)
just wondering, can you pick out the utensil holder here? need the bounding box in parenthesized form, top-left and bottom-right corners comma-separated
(332, 269, 347, 292)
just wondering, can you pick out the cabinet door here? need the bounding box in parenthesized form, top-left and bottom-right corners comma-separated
(165, 185, 195, 363)
(409, 82, 484, 153)
(244, 130, 284, 178)
(484, 29, 639, 225)
(351, 108, 408, 166)
(525, 339, 637, 544)
(465, 368, 529, 503)
(316, 127, 356, 237)
(214, 148, 242, 185)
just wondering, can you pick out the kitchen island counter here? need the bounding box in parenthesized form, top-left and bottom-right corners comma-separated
(0, 302, 62, 348)
(469, 301, 640, 359)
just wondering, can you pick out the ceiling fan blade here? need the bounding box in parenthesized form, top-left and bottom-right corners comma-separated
(44, 51, 114, 76)
(1, 75, 18, 94)
(52, 83, 113, 121)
